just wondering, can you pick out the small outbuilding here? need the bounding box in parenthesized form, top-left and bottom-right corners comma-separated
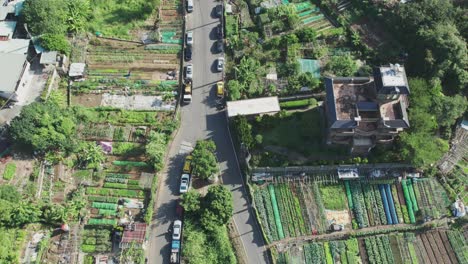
(69, 62, 86, 78)
(227, 96, 280, 118)
(120, 222, 147, 249)
(39, 51, 58, 66)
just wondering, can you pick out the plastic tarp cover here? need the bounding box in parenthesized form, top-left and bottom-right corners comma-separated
(268, 184, 285, 239)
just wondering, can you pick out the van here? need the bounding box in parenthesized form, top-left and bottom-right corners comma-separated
(186, 0, 193, 13)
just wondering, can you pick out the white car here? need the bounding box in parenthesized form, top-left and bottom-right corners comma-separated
(172, 220, 182, 240)
(179, 174, 190, 194)
(216, 57, 224, 72)
(185, 64, 193, 80)
(186, 31, 193, 46)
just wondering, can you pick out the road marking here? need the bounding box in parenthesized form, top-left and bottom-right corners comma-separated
(179, 140, 194, 154)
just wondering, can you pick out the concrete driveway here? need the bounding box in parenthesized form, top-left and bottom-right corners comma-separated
(147, 0, 268, 263)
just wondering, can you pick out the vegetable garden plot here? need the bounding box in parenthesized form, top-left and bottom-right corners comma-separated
(276, 238, 360, 264)
(253, 181, 337, 241)
(412, 178, 450, 220)
(346, 180, 412, 229)
(77, 123, 114, 141)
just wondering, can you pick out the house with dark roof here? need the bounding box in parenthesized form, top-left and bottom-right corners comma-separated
(324, 64, 410, 154)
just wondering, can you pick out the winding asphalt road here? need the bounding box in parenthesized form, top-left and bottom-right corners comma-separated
(147, 0, 268, 263)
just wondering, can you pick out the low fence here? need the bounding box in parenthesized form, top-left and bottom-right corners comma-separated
(251, 163, 414, 182)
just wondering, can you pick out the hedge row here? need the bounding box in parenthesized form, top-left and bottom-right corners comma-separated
(280, 98, 317, 109)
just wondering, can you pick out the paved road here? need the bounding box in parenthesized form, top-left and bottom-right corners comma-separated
(147, 0, 268, 263)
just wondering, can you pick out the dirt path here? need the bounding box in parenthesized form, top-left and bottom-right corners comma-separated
(35, 162, 45, 199)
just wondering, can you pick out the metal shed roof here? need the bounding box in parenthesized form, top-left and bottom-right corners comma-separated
(0, 38, 29, 54)
(39, 51, 57, 64)
(120, 223, 147, 247)
(227, 96, 280, 117)
(0, 53, 27, 93)
(69, 63, 86, 77)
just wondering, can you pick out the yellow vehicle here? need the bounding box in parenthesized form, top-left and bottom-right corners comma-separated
(182, 155, 193, 173)
(216, 81, 224, 98)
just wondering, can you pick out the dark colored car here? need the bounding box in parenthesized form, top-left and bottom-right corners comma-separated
(216, 39, 224, 53)
(184, 46, 192, 61)
(216, 24, 223, 39)
(215, 5, 223, 18)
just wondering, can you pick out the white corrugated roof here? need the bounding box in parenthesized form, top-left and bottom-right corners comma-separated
(0, 5, 15, 20)
(0, 21, 16, 39)
(227, 96, 280, 117)
(0, 53, 27, 93)
(69, 63, 86, 77)
(0, 38, 29, 54)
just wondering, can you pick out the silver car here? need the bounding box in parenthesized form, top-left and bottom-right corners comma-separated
(216, 57, 224, 72)
(172, 220, 182, 240)
(186, 31, 193, 46)
(185, 64, 193, 80)
(179, 174, 190, 194)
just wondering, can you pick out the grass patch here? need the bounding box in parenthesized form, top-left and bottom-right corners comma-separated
(319, 185, 348, 210)
(88, 0, 159, 39)
(280, 98, 317, 109)
(3, 163, 16, 180)
(253, 109, 347, 159)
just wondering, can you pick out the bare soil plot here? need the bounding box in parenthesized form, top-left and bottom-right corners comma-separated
(350, 18, 392, 49)
(414, 235, 432, 264)
(418, 234, 436, 264)
(71, 93, 103, 107)
(439, 230, 459, 264)
(430, 231, 453, 264)
(358, 238, 369, 264)
(325, 210, 350, 226)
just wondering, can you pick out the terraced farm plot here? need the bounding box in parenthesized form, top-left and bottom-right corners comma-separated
(293, 2, 334, 33)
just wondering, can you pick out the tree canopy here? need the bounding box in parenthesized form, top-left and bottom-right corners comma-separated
(325, 55, 358, 76)
(397, 78, 465, 167)
(22, 0, 68, 35)
(8, 102, 77, 153)
(201, 185, 233, 231)
(191, 140, 219, 181)
(395, 0, 467, 94)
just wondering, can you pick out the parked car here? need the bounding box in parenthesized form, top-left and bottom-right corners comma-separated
(183, 155, 193, 173)
(216, 57, 224, 72)
(186, 31, 193, 46)
(179, 174, 190, 194)
(216, 24, 223, 39)
(172, 220, 182, 240)
(216, 81, 224, 98)
(215, 5, 223, 18)
(185, 64, 193, 80)
(184, 46, 192, 61)
(186, 0, 193, 13)
(216, 39, 224, 53)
